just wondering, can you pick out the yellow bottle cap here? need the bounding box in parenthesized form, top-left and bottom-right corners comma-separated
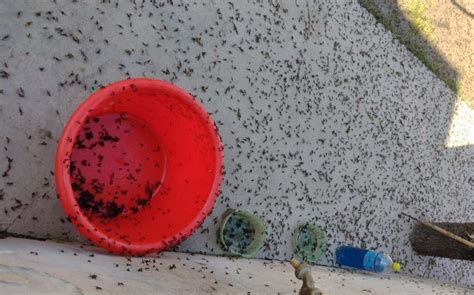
(392, 262, 401, 272)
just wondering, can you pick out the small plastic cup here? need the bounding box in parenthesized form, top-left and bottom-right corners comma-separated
(217, 209, 265, 257)
(55, 78, 223, 256)
(292, 223, 327, 264)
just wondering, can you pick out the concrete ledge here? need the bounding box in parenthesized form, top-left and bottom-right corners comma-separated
(0, 238, 470, 294)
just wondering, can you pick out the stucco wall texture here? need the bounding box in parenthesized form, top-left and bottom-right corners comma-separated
(0, 0, 472, 286)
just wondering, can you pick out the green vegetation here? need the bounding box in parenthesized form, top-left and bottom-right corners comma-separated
(405, 0, 434, 40)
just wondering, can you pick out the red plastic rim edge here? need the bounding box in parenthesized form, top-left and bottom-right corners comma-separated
(55, 78, 224, 255)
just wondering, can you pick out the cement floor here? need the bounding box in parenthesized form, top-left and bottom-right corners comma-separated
(0, 0, 473, 287)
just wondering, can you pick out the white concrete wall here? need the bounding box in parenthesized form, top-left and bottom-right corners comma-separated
(0, 0, 472, 286)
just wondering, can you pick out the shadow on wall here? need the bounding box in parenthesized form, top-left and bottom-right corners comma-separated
(358, 0, 474, 149)
(452, 0, 474, 19)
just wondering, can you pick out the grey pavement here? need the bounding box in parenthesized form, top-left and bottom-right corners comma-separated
(0, 0, 472, 286)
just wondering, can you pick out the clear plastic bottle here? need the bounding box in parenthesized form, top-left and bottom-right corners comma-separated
(335, 245, 400, 273)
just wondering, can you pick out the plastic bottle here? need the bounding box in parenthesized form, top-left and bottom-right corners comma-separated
(335, 245, 400, 273)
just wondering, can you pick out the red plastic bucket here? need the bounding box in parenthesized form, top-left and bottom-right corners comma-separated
(55, 78, 223, 256)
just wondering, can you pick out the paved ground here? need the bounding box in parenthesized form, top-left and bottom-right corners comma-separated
(0, 0, 473, 287)
(1, 238, 472, 294)
(359, 0, 474, 105)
